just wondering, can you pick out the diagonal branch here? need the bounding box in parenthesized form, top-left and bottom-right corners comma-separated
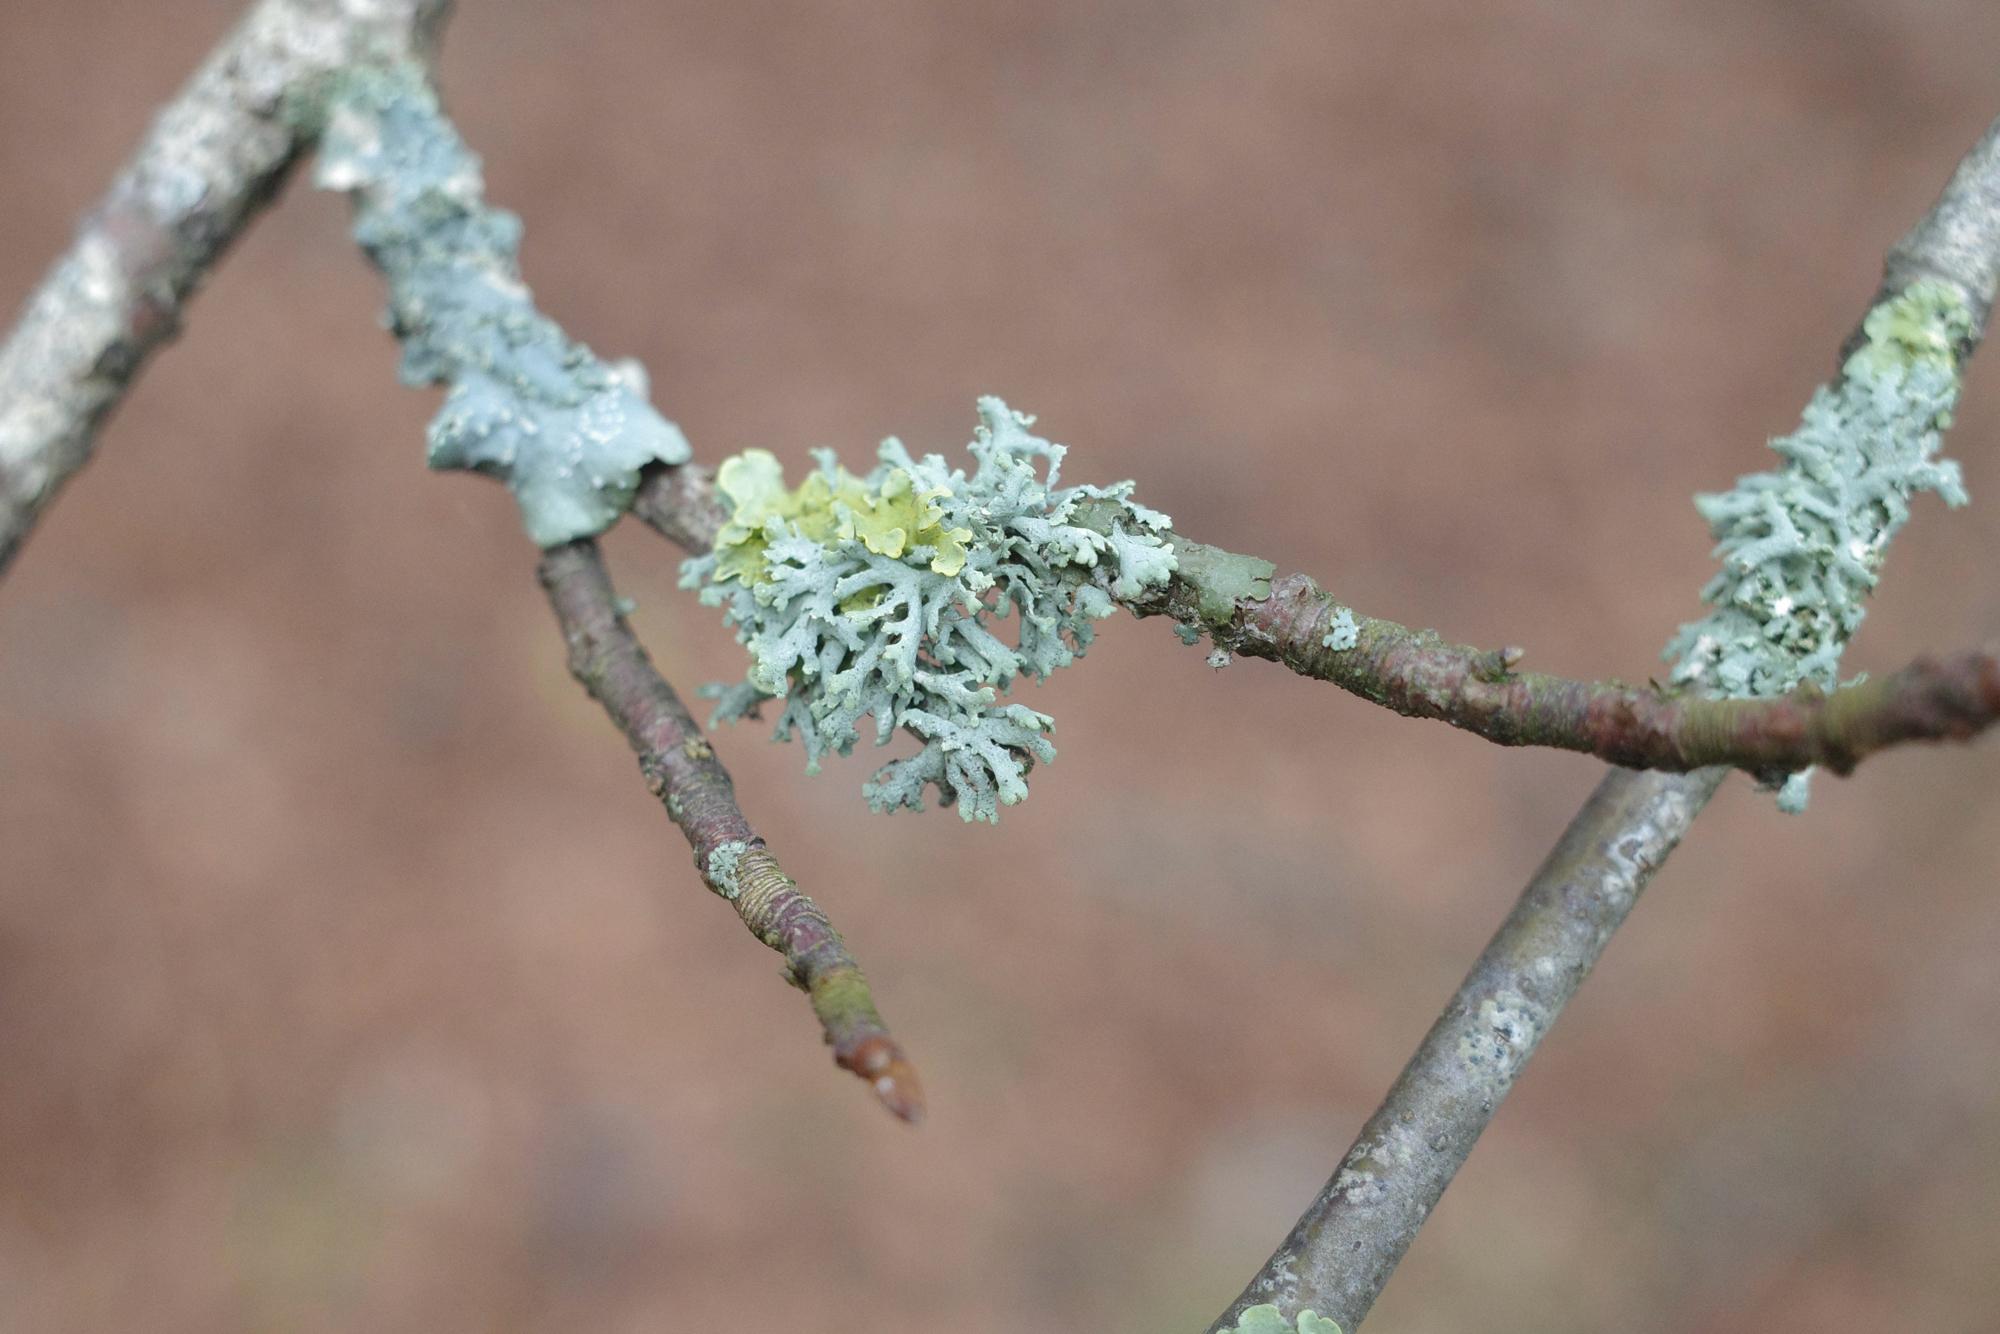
(1206, 113, 2000, 1332)
(0, 0, 453, 579)
(539, 539, 923, 1123)
(1218, 766, 1724, 1330)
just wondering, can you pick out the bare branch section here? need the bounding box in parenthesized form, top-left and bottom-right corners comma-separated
(538, 540, 922, 1123)
(1134, 554, 2000, 781)
(1208, 113, 2000, 1332)
(633, 460, 724, 554)
(0, 0, 452, 577)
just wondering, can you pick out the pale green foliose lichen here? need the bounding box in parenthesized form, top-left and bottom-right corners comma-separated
(683, 398, 1176, 822)
(313, 64, 691, 546)
(1221, 1305, 1342, 1334)
(1322, 606, 1359, 651)
(1663, 279, 1976, 807)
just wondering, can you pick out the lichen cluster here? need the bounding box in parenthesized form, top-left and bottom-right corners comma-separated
(684, 398, 1176, 821)
(1321, 606, 1360, 651)
(1663, 279, 1975, 807)
(1221, 1305, 1342, 1334)
(313, 64, 690, 546)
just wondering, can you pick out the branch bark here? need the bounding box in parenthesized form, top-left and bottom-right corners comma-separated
(1135, 556, 2000, 780)
(633, 458, 725, 554)
(0, 0, 452, 578)
(1206, 112, 2000, 1332)
(539, 539, 922, 1122)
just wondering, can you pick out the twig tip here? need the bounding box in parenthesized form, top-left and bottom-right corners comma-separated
(844, 1035, 926, 1124)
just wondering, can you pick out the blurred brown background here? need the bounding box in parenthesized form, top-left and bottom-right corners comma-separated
(4, 2, 2000, 1331)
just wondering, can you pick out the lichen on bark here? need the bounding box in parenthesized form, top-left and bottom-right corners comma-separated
(313, 62, 691, 546)
(1221, 1304, 1342, 1334)
(1664, 278, 1976, 806)
(683, 398, 1176, 821)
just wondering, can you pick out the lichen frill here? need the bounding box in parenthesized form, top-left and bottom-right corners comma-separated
(683, 399, 1176, 822)
(313, 64, 691, 546)
(1663, 279, 1976, 808)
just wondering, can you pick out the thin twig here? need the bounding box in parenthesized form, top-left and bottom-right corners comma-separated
(0, 0, 451, 578)
(1134, 556, 2000, 780)
(539, 539, 923, 1123)
(1206, 113, 2000, 1332)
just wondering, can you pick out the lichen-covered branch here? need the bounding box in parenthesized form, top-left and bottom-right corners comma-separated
(1209, 113, 2000, 1332)
(312, 62, 691, 546)
(634, 446, 2000, 790)
(538, 539, 922, 1122)
(1863, 115, 2000, 353)
(1122, 272, 1991, 799)
(630, 262, 1988, 814)
(0, 0, 453, 578)
(1129, 553, 2000, 783)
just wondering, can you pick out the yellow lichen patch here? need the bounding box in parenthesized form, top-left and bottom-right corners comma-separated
(710, 451, 863, 586)
(1845, 278, 1975, 379)
(838, 469, 974, 575)
(710, 449, 791, 586)
(712, 453, 975, 585)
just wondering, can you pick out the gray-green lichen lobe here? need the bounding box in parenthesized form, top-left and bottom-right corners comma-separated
(312, 63, 690, 546)
(1170, 538, 1276, 626)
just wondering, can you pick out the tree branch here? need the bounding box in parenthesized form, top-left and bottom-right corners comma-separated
(1207, 112, 2000, 1332)
(538, 539, 922, 1123)
(0, 0, 452, 578)
(633, 458, 725, 554)
(1134, 554, 2000, 781)
(1215, 766, 1724, 1331)
(632, 461, 2000, 782)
